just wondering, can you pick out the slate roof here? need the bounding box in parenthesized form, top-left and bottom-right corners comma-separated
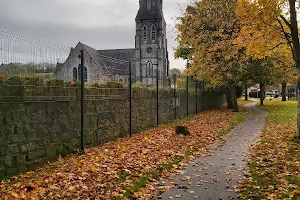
(97, 49, 135, 75)
(136, 0, 164, 20)
(80, 43, 134, 75)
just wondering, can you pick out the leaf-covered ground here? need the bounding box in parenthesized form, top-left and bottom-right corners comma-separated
(238, 100, 300, 199)
(0, 106, 246, 200)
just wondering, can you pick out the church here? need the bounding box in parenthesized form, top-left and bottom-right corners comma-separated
(55, 0, 170, 86)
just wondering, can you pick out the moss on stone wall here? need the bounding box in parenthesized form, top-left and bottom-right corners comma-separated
(0, 78, 226, 179)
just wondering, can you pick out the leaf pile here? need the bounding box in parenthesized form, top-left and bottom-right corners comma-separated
(1, 108, 241, 199)
(238, 100, 300, 199)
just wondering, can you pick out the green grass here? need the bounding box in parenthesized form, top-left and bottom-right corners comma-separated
(285, 175, 300, 185)
(240, 100, 300, 199)
(260, 100, 297, 124)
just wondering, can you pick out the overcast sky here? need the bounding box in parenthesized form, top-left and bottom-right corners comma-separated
(0, 0, 189, 70)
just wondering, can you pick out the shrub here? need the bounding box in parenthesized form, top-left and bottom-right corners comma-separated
(88, 80, 126, 88)
(132, 82, 154, 89)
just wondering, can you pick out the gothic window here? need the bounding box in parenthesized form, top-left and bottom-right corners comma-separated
(73, 67, 78, 81)
(143, 26, 148, 42)
(78, 65, 88, 82)
(84, 67, 88, 82)
(151, 25, 156, 41)
(147, 61, 153, 77)
(147, 0, 151, 9)
(78, 64, 81, 81)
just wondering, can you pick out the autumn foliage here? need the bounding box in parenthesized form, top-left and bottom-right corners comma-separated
(176, 0, 250, 112)
(238, 100, 300, 199)
(0, 108, 241, 199)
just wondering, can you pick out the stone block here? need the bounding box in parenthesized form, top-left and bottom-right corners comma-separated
(9, 134, 25, 144)
(15, 155, 26, 165)
(19, 143, 35, 153)
(7, 144, 19, 154)
(26, 150, 45, 161)
(46, 143, 57, 159)
(3, 156, 13, 167)
(18, 165, 27, 173)
(6, 168, 18, 177)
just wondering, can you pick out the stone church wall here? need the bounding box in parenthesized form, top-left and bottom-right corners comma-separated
(0, 83, 226, 180)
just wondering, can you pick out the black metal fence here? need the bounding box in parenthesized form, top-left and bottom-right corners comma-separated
(0, 31, 226, 179)
(288, 86, 298, 101)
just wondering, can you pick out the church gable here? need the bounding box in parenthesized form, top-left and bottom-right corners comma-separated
(55, 0, 169, 85)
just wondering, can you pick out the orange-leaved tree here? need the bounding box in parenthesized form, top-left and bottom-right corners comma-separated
(236, 0, 300, 135)
(271, 46, 297, 101)
(176, 0, 249, 112)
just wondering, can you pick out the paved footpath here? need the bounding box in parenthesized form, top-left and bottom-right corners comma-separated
(155, 102, 268, 200)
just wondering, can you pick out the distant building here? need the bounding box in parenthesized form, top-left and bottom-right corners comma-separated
(55, 0, 170, 86)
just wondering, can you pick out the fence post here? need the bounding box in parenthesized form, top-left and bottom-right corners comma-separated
(186, 76, 189, 116)
(174, 74, 177, 120)
(195, 80, 198, 114)
(79, 50, 85, 152)
(129, 62, 132, 137)
(156, 68, 159, 126)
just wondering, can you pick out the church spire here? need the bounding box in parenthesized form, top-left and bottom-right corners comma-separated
(136, 0, 164, 20)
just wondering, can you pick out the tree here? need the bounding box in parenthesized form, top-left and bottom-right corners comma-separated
(270, 46, 297, 101)
(169, 68, 182, 78)
(236, 0, 300, 136)
(246, 58, 277, 105)
(176, 0, 249, 112)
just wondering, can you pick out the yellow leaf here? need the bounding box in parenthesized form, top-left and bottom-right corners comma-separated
(11, 192, 20, 199)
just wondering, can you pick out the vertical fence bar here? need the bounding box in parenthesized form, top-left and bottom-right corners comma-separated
(79, 50, 85, 152)
(129, 62, 132, 137)
(186, 76, 189, 116)
(156, 68, 159, 126)
(195, 80, 198, 114)
(174, 74, 177, 120)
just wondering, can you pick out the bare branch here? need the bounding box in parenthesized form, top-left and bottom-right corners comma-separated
(279, 15, 292, 30)
(272, 42, 291, 50)
(277, 19, 296, 61)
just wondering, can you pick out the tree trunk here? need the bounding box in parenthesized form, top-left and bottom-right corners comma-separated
(245, 81, 248, 101)
(230, 84, 239, 112)
(297, 69, 300, 138)
(226, 86, 233, 109)
(282, 82, 287, 101)
(288, 0, 300, 138)
(260, 83, 264, 106)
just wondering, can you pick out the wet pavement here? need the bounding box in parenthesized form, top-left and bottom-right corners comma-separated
(155, 102, 268, 200)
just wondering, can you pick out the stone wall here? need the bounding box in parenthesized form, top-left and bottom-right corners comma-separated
(0, 84, 226, 179)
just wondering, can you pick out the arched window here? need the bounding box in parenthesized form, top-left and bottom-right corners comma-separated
(143, 26, 148, 41)
(84, 67, 88, 82)
(147, 0, 151, 9)
(78, 64, 81, 81)
(147, 61, 153, 77)
(151, 25, 156, 41)
(73, 67, 78, 81)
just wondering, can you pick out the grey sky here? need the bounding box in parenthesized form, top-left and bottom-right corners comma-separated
(0, 0, 189, 70)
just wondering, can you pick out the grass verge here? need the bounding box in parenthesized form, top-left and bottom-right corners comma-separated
(239, 100, 300, 199)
